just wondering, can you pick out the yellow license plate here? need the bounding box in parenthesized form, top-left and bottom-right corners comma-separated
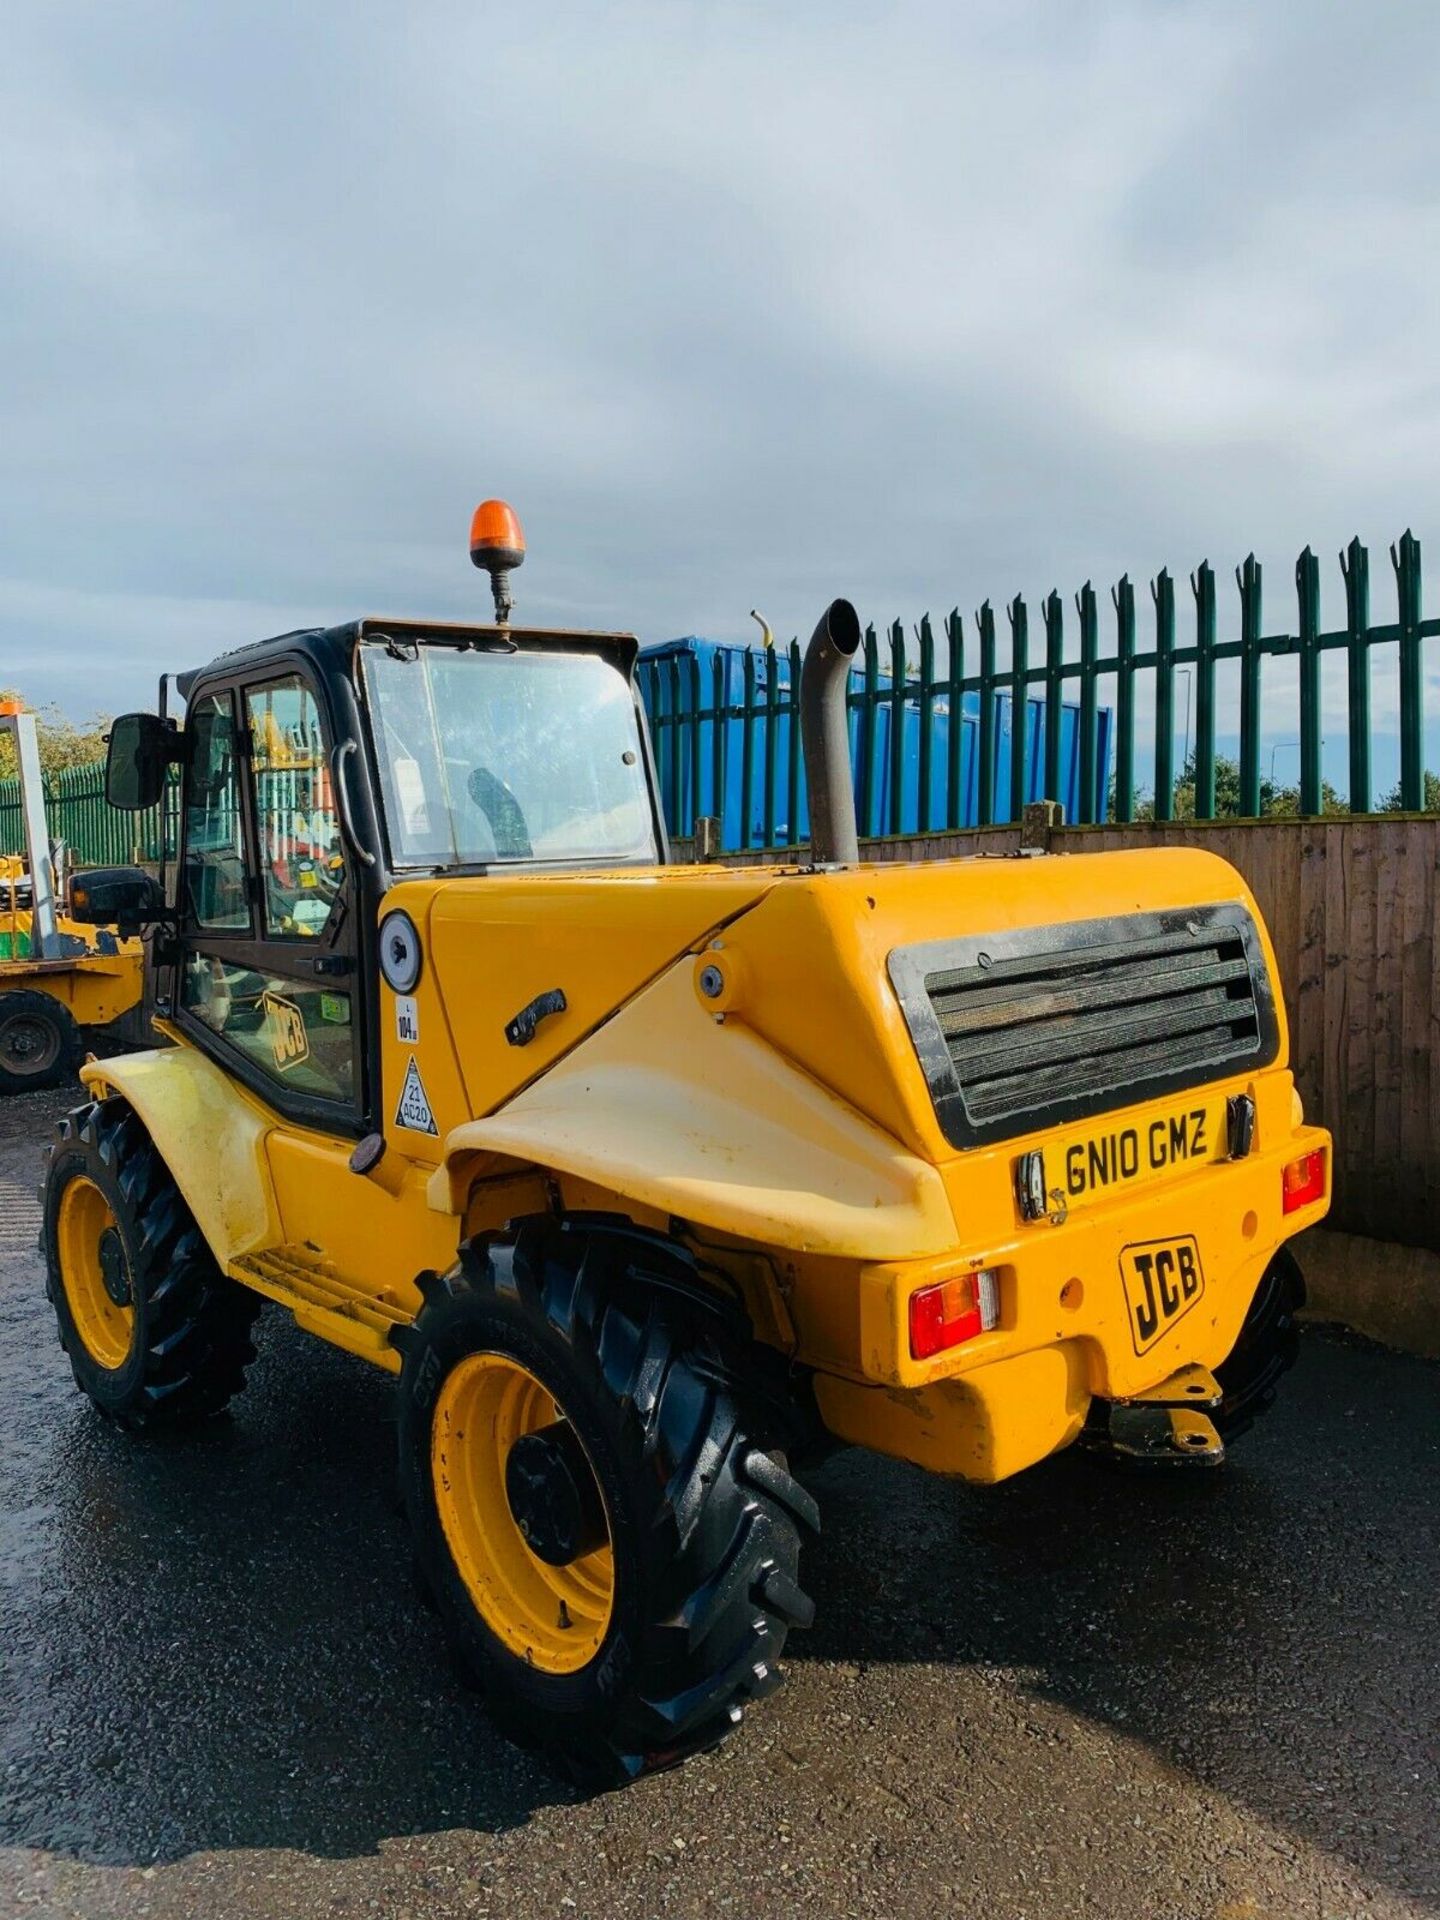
(1045, 1097, 1226, 1212)
(1119, 1235, 1205, 1354)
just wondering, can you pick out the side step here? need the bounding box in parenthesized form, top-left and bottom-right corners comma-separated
(229, 1245, 407, 1374)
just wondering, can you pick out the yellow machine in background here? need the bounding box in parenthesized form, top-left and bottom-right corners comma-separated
(0, 700, 143, 1093)
(40, 505, 1330, 1784)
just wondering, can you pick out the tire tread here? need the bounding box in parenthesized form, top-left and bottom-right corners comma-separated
(43, 1095, 261, 1428)
(401, 1219, 816, 1785)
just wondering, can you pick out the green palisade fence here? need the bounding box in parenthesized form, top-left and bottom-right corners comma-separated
(639, 528, 1437, 846)
(2, 530, 1435, 867)
(0, 763, 179, 869)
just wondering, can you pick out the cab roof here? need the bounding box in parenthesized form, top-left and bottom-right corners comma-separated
(174, 617, 641, 701)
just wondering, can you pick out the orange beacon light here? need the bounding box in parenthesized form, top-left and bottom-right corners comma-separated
(469, 500, 526, 626)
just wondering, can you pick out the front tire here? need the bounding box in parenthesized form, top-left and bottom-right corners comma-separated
(42, 1097, 261, 1426)
(396, 1223, 817, 1785)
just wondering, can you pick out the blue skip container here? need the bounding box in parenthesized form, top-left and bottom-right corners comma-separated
(638, 637, 1112, 852)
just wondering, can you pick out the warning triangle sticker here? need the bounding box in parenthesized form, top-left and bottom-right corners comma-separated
(394, 1055, 438, 1136)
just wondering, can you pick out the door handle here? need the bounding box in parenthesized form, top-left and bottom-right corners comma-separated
(331, 740, 377, 868)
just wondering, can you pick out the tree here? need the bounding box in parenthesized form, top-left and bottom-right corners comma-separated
(1127, 750, 1346, 822)
(1377, 770, 1440, 813)
(1130, 751, 1272, 822)
(1258, 775, 1347, 819)
(1156, 751, 1272, 821)
(0, 692, 111, 785)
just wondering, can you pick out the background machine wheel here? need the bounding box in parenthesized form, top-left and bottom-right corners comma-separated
(0, 988, 83, 1094)
(42, 1097, 261, 1427)
(397, 1222, 818, 1785)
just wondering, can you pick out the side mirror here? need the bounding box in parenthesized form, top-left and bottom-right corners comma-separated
(68, 866, 166, 934)
(106, 713, 177, 811)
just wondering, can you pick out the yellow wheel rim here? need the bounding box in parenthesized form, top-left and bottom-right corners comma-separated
(431, 1352, 615, 1676)
(56, 1175, 134, 1371)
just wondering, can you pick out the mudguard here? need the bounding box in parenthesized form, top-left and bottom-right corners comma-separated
(81, 1042, 279, 1265)
(428, 959, 957, 1261)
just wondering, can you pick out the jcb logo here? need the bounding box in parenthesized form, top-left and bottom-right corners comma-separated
(1118, 1235, 1205, 1354)
(261, 990, 311, 1072)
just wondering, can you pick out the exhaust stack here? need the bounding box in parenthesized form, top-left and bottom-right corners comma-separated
(799, 598, 862, 865)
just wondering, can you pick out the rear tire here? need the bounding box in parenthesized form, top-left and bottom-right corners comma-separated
(1214, 1247, 1306, 1440)
(42, 1097, 261, 1427)
(0, 988, 82, 1094)
(397, 1221, 817, 1786)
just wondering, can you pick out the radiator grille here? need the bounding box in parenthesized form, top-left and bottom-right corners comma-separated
(888, 905, 1277, 1148)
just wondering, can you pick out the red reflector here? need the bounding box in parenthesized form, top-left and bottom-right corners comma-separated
(909, 1270, 998, 1360)
(1282, 1149, 1326, 1214)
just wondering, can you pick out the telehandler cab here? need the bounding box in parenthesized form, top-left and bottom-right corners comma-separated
(42, 503, 1330, 1782)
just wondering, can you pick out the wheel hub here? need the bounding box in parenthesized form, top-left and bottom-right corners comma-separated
(430, 1353, 616, 1675)
(98, 1227, 131, 1309)
(1, 1014, 56, 1070)
(54, 1173, 134, 1372)
(505, 1420, 608, 1567)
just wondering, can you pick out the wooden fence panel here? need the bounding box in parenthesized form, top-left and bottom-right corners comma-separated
(1371, 827, 1403, 1235)
(1293, 828, 1327, 1181)
(1399, 827, 1438, 1245)
(1057, 818, 1436, 1250)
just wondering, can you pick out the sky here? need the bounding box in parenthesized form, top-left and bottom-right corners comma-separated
(3, 0, 1438, 801)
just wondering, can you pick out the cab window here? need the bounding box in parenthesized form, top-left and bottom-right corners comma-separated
(361, 644, 657, 868)
(245, 678, 346, 938)
(181, 957, 355, 1104)
(181, 692, 249, 931)
(177, 672, 357, 1113)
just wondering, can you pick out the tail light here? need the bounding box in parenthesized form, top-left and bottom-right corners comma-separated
(909, 1268, 1000, 1360)
(1282, 1149, 1327, 1214)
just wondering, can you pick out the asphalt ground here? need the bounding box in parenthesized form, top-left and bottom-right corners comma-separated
(1, 1075, 1437, 1920)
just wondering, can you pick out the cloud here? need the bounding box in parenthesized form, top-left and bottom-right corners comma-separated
(2, 0, 1438, 799)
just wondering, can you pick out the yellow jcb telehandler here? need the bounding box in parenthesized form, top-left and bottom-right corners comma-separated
(0, 699, 143, 1093)
(41, 503, 1330, 1782)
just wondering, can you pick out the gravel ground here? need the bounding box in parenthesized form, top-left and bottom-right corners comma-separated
(2, 1075, 1437, 1920)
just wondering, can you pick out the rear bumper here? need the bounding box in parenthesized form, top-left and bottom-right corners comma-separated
(812, 1121, 1330, 1483)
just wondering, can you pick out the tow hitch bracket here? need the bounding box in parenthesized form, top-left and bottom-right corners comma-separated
(1102, 1403, 1225, 1466)
(1083, 1363, 1227, 1466)
(1123, 1361, 1222, 1410)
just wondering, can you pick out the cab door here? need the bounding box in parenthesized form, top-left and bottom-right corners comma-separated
(176, 673, 361, 1132)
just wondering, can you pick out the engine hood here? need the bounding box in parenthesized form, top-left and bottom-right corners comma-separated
(423, 846, 1283, 1261)
(711, 847, 1282, 1165)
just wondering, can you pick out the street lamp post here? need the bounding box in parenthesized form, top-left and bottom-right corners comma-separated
(1269, 740, 1301, 787)
(1178, 670, 1193, 775)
